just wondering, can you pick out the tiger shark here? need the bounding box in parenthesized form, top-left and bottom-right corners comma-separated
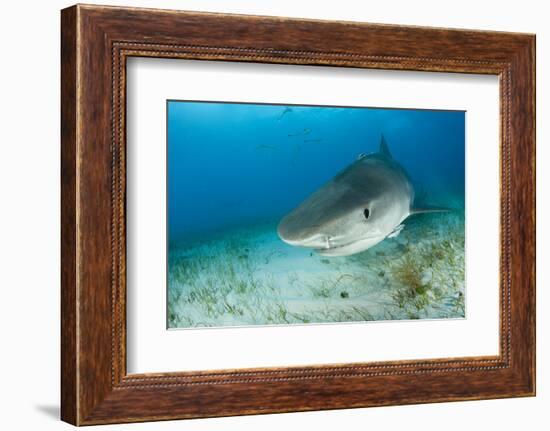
(277, 136, 446, 257)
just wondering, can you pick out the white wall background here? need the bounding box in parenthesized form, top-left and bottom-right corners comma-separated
(0, 0, 546, 429)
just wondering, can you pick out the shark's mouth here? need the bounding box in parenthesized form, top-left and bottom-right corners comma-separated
(314, 235, 384, 257)
(314, 240, 357, 253)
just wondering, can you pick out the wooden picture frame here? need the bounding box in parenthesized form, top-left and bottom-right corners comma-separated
(61, 4, 536, 425)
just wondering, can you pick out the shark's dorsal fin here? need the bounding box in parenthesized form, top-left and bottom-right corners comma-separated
(379, 135, 392, 158)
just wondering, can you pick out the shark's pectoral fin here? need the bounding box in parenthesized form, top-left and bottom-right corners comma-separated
(410, 206, 451, 215)
(387, 224, 404, 239)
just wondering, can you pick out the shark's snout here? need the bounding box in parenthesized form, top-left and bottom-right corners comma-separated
(278, 212, 387, 256)
(277, 217, 329, 249)
(280, 233, 330, 249)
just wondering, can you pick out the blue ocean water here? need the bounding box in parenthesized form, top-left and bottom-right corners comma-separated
(167, 101, 465, 247)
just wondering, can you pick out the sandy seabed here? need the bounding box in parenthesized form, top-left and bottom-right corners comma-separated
(167, 211, 465, 329)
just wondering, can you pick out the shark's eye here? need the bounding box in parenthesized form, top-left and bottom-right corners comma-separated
(363, 208, 370, 220)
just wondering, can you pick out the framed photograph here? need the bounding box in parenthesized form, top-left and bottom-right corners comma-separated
(61, 4, 536, 425)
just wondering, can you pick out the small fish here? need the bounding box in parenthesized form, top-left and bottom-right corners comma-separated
(288, 128, 311, 137)
(256, 144, 276, 150)
(277, 107, 293, 121)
